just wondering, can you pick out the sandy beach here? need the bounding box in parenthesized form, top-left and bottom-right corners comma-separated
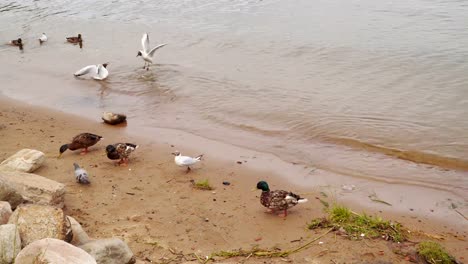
(1, 96, 466, 263)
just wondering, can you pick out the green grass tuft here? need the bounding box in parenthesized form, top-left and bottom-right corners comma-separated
(308, 204, 406, 242)
(193, 179, 213, 190)
(418, 241, 455, 264)
(330, 205, 352, 223)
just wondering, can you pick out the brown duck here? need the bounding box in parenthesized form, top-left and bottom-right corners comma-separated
(9, 38, 23, 50)
(256, 181, 308, 217)
(106, 143, 138, 166)
(66, 34, 82, 44)
(59, 133, 103, 157)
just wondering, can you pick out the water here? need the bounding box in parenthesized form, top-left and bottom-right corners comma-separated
(1, 0, 467, 197)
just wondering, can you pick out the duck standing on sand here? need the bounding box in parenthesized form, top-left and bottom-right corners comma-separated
(256, 181, 308, 217)
(66, 34, 82, 44)
(58, 133, 103, 157)
(73, 163, 90, 184)
(9, 38, 23, 50)
(39, 33, 47, 44)
(102, 112, 126, 125)
(137, 33, 167, 70)
(106, 143, 138, 166)
(172, 151, 203, 173)
(74, 63, 109, 80)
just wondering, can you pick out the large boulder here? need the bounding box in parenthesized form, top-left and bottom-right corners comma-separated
(67, 216, 90, 245)
(79, 238, 136, 264)
(0, 149, 45, 173)
(0, 224, 21, 264)
(14, 238, 96, 264)
(8, 204, 72, 247)
(0, 201, 12, 224)
(0, 171, 65, 208)
(0, 181, 24, 209)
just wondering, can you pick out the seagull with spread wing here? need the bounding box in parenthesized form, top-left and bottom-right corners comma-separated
(137, 33, 167, 70)
(74, 63, 109, 80)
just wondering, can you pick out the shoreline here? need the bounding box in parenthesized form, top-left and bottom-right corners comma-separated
(1, 94, 467, 228)
(1, 95, 467, 262)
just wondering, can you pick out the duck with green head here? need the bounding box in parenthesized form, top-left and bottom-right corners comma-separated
(256, 181, 308, 217)
(58, 132, 103, 158)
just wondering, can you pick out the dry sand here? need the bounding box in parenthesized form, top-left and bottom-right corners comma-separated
(0, 96, 466, 263)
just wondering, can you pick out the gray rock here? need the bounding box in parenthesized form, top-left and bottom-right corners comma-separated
(67, 216, 90, 245)
(0, 224, 21, 264)
(14, 238, 96, 264)
(79, 238, 135, 264)
(8, 204, 72, 247)
(0, 201, 12, 224)
(0, 171, 65, 208)
(0, 149, 46, 173)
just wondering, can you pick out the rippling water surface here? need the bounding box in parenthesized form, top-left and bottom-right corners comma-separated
(1, 0, 467, 195)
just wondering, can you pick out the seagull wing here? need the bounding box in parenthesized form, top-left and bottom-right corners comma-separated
(141, 33, 150, 53)
(74, 65, 97, 77)
(148, 43, 167, 57)
(93, 64, 109, 80)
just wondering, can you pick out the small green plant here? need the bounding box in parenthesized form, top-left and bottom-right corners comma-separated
(308, 204, 406, 242)
(193, 179, 213, 190)
(330, 205, 352, 223)
(418, 241, 455, 264)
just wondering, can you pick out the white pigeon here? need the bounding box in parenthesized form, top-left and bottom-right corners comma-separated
(39, 33, 47, 44)
(74, 63, 109, 80)
(136, 33, 167, 70)
(172, 151, 203, 173)
(73, 163, 90, 184)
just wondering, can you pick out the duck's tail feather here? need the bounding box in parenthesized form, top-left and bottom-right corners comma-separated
(297, 198, 308, 203)
(195, 154, 203, 161)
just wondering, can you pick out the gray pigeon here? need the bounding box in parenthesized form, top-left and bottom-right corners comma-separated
(73, 163, 90, 184)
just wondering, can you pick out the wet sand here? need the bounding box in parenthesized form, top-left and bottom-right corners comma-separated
(1, 96, 467, 263)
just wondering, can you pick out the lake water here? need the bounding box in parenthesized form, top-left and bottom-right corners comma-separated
(0, 0, 467, 197)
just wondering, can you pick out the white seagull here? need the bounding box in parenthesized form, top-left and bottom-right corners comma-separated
(39, 33, 47, 44)
(73, 163, 90, 184)
(172, 151, 203, 173)
(74, 63, 109, 80)
(137, 33, 167, 70)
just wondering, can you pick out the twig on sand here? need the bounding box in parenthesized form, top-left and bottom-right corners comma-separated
(368, 193, 392, 206)
(201, 227, 334, 263)
(454, 209, 468, 221)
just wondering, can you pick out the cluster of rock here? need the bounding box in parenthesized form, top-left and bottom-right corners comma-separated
(0, 149, 135, 264)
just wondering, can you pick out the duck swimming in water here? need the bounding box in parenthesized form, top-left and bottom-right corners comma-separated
(9, 38, 23, 50)
(58, 133, 103, 157)
(66, 33, 82, 44)
(256, 181, 308, 217)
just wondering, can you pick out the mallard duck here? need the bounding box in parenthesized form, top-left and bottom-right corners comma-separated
(171, 151, 203, 173)
(39, 33, 47, 44)
(137, 33, 167, 70)
(106, 143, 138, 166)
(59, 133, 103, 157)
(9, 38, 23, 50)
(74, 63, 109, 80)
(66, 34, 82, 44)
(102, 112, 126, 125)
(256, 181, 308, 217)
